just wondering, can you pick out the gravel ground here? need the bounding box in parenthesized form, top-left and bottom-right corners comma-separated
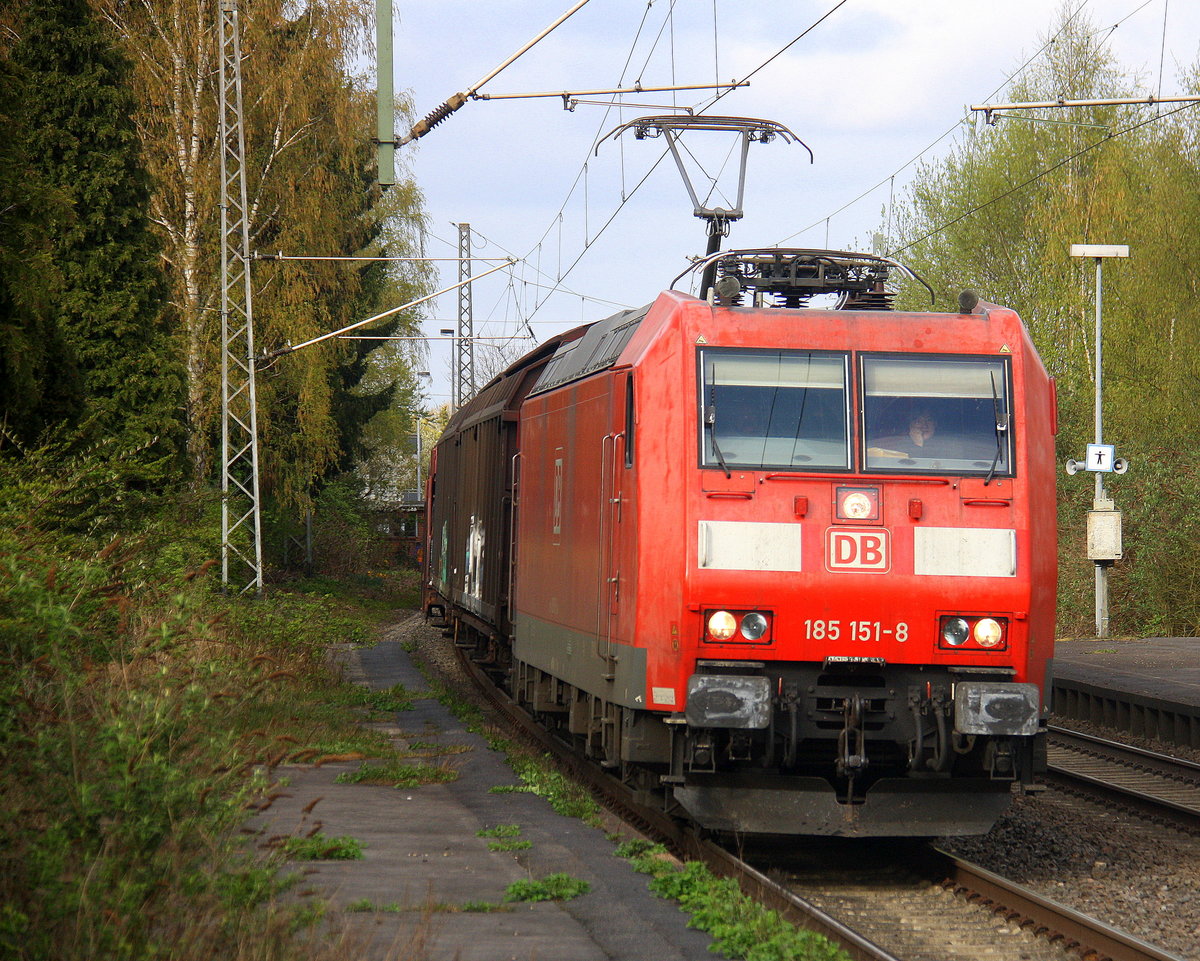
(942, 742, 1200, 959)
(388, 611, 458, 678)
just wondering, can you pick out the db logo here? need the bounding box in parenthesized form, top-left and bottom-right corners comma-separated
(826, 528, 890, 573)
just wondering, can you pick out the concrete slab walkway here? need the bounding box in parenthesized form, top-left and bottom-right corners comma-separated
(250, 617, 715, 961)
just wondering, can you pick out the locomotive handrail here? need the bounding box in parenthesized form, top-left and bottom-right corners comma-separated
(507, 451, 522, 620)
(605, 431, 625, 662)
(596, 432, 625, 666)
(596, 434, 611, 659)
(762, 472, 952, 485)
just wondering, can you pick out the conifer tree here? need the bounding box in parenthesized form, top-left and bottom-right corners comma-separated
(0, 49, 83, 447)
(11, 0, 186, 482)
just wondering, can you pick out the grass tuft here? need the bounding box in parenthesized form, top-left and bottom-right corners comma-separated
(487, 838, 532, 852)
(476, 824, 522, 838)
(504, 873, 590, 903)
(279, 833, 365, 861)
(334, 758, 458, 788)
(425, 678, 601, 824)
(444, 900, 510, 913)
(343, 898, 405, 913)
(333, 682, 417, 713)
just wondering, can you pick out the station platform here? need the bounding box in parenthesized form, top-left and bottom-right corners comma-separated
(1051, 637, 1200, 748)
(249, 618, 716, 961)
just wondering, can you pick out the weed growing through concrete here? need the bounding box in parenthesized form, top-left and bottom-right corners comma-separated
(451, 901, 511, 913)
(614, 840, 851, 961)
(504, 873, 590, 903)
(421, 676, 601, 824)
(334, 682, 417, 714)
(280, 833, 365, 861)
(334, 757, 458, 787)
(488, 757, 600, 823)
(345, 899, 403, 913)
(426, 677, 488, 731)
(488, 838, 532, 852)
(476, 824, 522, 838)
(476, 823, 530, 851)
(398, 739, 473, 758)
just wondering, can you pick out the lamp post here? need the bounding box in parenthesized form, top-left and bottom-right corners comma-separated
(1067, 243, 1129, 638)
(439, 327, 458, 409)
(414, 370, 431, 499)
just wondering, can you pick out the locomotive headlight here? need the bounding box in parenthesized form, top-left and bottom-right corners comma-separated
(941, 617, 970, 647)
(973, 618, 1004, 648)
(707, 610, 738, 641)
(938, 614, 1009, 651)
(836, 486, 880, 522)
(740, 612, 769, 641)
(842, 491, 873, 518)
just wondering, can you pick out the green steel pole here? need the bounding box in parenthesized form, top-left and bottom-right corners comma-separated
(376, 0, 394, 185)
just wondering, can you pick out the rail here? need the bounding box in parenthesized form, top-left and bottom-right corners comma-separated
(448, 642, 1183, 960)
(1047, 724, 1200, 829)
(928, 848, 1186, 961)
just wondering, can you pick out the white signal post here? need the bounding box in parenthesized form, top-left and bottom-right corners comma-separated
(1069, 243, 1129, 638)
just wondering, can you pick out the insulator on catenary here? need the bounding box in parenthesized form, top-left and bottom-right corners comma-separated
(403, 93, 468, 144)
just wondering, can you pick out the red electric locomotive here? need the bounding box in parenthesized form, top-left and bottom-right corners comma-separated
(425, 249, 1056, 837)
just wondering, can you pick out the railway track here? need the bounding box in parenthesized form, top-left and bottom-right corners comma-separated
(772, 841, 1185, 961)
(1047, 725, 1200, 830)
(447, 639, 1185, 961)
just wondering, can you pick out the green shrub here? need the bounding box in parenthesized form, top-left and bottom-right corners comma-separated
(0, 450, 413, 960)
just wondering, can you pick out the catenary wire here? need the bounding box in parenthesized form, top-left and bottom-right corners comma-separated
(890, 98, 1199, 256)
(777, 0, 1170, 248)
(520, 0, 856, 322)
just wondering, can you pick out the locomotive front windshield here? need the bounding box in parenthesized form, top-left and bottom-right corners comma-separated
(698, 349, 1013, 477)
(861, 355, 1012, 476)
(700, 349, 851, 471)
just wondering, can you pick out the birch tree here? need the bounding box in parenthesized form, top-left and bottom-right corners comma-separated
(95, 0, 431, 507)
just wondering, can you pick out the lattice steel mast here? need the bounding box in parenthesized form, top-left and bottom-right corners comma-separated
(217, 0, 264, 595)
(456, 223, 475, 407)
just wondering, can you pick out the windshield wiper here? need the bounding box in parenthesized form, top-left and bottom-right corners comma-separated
(705, 405, 732, 479)
(984, 371, 1008, 486)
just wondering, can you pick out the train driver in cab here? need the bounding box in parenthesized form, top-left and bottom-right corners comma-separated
(869, 407, 938, 458)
